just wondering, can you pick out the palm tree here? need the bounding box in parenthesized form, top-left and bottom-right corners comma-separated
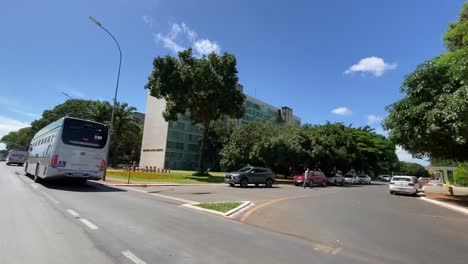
(109, 101, 141, 166)
(86, 101, 113, 123)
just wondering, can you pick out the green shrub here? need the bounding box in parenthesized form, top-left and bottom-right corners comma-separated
(454, 163, 468, 186)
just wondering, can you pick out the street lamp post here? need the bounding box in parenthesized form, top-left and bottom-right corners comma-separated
(89, 16, 122, 181)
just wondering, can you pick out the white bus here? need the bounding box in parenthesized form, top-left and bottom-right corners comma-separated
(6, 149, 28, 166)
(25, 117, 109, 183)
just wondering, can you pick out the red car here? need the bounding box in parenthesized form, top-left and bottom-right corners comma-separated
(293, 171, 327, 187)
(418, 177, 431, 189)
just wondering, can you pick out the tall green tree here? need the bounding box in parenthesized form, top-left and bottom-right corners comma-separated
(384, 3, 468, 161)
(86, 101, 112, 123)
(145, 49, 245, 174)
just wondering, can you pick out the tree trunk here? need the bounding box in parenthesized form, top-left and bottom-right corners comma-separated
(197, 121, 210, 174)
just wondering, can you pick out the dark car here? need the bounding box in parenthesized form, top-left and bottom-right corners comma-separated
(293, 171, 327, 187)
(225, 166, 275, 188)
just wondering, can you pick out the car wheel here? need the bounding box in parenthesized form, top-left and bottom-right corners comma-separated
(255, 183, 259, 187)
(321, 181, 327, 187)
(240, 178, 248, 188)
(265, 178, 273, 188)
(34, 165, 40, 183)
(390, 191, 394, 195)
(229, 183, 235, 187)
(6, 162, 10, 166)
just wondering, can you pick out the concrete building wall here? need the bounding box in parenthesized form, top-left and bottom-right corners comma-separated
(139, 95, 169, 169)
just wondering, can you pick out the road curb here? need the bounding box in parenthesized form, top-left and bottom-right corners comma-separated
(419, 197, 468, 216)
(95, 181, 223, 187)
(182, 201, 253, 218)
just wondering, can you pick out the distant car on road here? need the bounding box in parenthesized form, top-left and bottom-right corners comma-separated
(389, 176, 419, 196)
(327, 173, 345, 185)
(357, 174, 372, 185)
(0, 156, 6, 161)
(225, 166, 275, 188)
(344, 174, 358, 184)
(378, 175, 391, 182)
(6, 149, 28, 166)
(417, 177, 431, 188)
(293, 171, 327, 187)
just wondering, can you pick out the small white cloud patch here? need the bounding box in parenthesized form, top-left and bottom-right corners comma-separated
(142, 15, 154, 28)
(154, 22, 220, 56)
(345, 57, 397, 77)
(331, 107, 352, 116)
(367, 114, 384, 125)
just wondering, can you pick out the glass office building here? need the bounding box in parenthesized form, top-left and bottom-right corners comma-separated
(139, 94, 301, 170)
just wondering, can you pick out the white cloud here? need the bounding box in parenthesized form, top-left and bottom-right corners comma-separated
(142, 15, 154, 28)
(0, 116, 29, 139)
(345, 56, 397, 77)
(193, 39, 220, 56)
(367, 114, 384, 125)
(331, 107, 352, 116)
(154, 33, 185, 54)
(154, 22, 220, 56)
(396, 146, 429, 166)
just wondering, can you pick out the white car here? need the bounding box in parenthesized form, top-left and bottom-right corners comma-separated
(344, 174, 358, 184)
(389, 176, 418, 196)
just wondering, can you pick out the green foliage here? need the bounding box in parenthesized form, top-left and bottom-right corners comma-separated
(146, 49, 245, 173)
(443, 3, 468, 51)
(385, 3, 468, 162)
(454, 163, 468, 186)
(0, 99, 141, 166)
(220, 122, 398, 175)
(396, 161, 429, 177)
(203, 120, 235, 171)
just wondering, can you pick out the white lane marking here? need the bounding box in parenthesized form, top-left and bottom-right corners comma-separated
(40, 191, 59, 204)
(419, 197, 468, 216)
(31, 183, 38, 189)
(123, 186, 197, 204)
(122, 250, 147, 264)
(79, 218, 99, 230)
(66, 209, 80, 218)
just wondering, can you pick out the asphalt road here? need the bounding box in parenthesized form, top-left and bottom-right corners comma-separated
(243, 183, 468, 264)
(1, 163, 372, 264)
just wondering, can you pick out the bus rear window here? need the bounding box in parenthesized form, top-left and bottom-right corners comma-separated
(62, 119, 108, 149)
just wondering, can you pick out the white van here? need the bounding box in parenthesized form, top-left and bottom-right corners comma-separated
(25, 117, 109, 183)
(6, 149, 28, 166)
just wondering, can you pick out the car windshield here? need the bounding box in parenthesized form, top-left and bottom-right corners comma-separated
(345, 175, 354, 178)
(358, 175, 367, 178)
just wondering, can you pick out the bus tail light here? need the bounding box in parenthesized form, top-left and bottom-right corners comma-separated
(100, 160, 106, 170)
(51, 155, 58, 168)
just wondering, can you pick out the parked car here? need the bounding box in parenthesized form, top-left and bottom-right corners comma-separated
(389, 176, 419, 196)
(357, 174, 372, 185)
(293, 171, 327, 187)
(418, 177, 431, 188)
(378, 175, 391, 182)
(6, 149, 27, 166)
(344, 174, 358, 184)
(327, 173, 345, 185)
(0, 156, 6, 162)
(225, 166, 275, 188)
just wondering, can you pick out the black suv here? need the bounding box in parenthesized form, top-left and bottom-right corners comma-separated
(225, 166, 275, 188)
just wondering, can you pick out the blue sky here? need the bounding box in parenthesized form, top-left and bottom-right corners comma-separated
(0, 0, 465, 164)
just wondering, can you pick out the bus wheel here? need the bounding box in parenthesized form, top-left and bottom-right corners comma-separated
(34, 166, 41, 183)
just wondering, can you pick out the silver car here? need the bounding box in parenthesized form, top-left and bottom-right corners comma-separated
(344, 174, 358, 184)
(357, 174, 371, 184)
(389, 176, 418, 196)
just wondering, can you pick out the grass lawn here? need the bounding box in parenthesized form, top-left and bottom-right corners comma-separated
(106, 170, 225, 184)
(195, 202, 243, 213)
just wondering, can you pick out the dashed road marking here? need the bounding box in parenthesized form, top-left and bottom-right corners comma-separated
(79, 218, 99, 230)
(122, 250, 147, 264)
(31, 183, 38, 189)
(66, 209, 80, 218)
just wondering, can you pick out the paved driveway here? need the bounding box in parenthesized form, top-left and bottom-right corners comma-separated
(129, 182, 359, 204)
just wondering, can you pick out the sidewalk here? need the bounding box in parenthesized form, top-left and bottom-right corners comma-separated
(421, 184, 468, 215)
